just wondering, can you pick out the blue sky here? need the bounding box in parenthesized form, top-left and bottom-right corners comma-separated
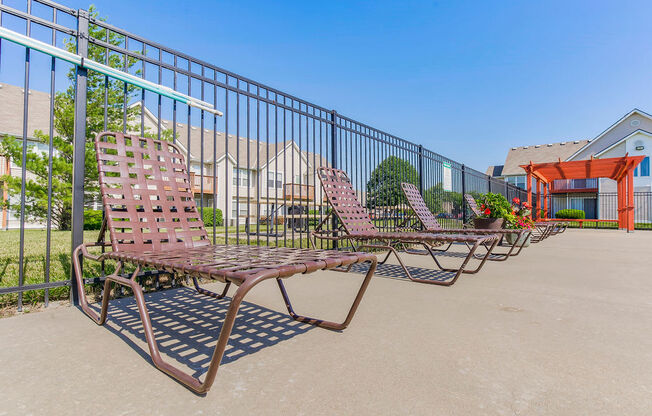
(5, 0, 652, 171)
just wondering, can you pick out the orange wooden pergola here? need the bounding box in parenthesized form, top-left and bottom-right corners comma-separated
(520, 155, 645, 232)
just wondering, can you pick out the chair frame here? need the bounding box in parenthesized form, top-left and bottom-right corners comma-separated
(73, 132, 377, 394)
(399, 183, 532, 261)
(312, 167, 499, 286)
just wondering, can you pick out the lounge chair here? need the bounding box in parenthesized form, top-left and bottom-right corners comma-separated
(312, 167, 499, 286)
(400, 183, 531, 260)
(463, 193, 564, 243)
(72, 132, 377, 394)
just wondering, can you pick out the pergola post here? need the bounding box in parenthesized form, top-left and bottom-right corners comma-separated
(617, 178, 624, 230)
(543, 182, 548, 219)
(535, 179, 541, 220)
(627, 170, 634, 232)
(526, 170, 532, 209)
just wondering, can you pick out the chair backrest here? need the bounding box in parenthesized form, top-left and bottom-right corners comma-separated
(464, 193, 482, 217)
(95, 131, 210, 252)
(317, 167, 377, 234)
(400, 183, 443, 231)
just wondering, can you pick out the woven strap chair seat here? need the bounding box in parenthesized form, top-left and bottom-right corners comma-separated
(105, 245, 374, 284)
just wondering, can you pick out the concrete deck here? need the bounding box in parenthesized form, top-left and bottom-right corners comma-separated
(1, 229, 652, 415)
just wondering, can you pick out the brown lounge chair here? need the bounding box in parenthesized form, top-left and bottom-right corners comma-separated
(72, 132, 377, 394)
(312, 167, 499, 286)
(400, 183, 531, 260)
(463, 193, 565, 243)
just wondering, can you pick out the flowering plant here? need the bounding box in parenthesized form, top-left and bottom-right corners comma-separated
(476, 193, 512, 219)
(505, 197, 535, 229)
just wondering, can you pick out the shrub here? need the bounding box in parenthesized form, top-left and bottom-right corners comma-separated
(201, 208, 224, 227)
(83, 210, 104, 230)
(555, 209, 585, 219)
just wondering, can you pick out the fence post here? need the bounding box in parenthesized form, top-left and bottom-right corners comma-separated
(330, 110, 338, 249)
(461, 164, 467, 224)
(488, 175, 492, 193)
(418, 145, 424, 195)
(70, 9, 89, 305)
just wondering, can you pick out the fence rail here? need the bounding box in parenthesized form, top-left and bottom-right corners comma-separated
(0, 0, 526, 311)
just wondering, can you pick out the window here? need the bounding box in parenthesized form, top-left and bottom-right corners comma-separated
(506, 175, 526, 190)
(231, 197, 248, 217)
(190, 163, 201, 174)
(638, 156, 650, 177)
(267, 171, 282, 188)
(232, 168, 250, 186)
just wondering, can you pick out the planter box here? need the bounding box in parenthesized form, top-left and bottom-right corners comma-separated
(473, 217, 504, 230)
(505, 232, 531, 247)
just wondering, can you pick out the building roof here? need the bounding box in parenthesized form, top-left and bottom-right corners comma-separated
(567, 109, 652, 161)
(140, 104, 329, 170)
(485, 165, 503, 177)
(500, 140, 591, 176)
(0, 83, 53, 139)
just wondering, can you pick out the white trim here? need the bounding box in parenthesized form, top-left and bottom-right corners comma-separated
(259, 141, 312, 170)
(594, 129, 652, 157)
(566, 109, 652, 161)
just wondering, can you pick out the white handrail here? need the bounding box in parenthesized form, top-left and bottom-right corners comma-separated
(0, 26, 223, 116)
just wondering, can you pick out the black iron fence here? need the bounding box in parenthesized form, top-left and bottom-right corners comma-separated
(540, 192, 652, 230)
(0, 0, 526, 311)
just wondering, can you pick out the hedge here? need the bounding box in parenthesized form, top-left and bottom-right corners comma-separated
(201, 208, 224, 227)
(555, 209, 585, 219)
(83, 210, 104, 230)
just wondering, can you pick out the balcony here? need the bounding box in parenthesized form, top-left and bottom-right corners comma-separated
(283, 183, 315, 201)
(189, 172, 216, 194)
(551, 178, 598, 193)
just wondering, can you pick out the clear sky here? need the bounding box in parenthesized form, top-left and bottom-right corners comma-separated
(8, 0, 652, 171)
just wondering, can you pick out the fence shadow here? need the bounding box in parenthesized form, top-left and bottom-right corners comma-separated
(88, 286, 314, 378)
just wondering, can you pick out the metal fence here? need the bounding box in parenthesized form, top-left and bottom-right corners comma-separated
(0, 0, 527, 311)
(541, 192, 652, 229)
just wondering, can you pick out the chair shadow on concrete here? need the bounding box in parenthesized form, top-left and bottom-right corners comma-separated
(347, 262, 457, 283)
(88, 286, 314, 379)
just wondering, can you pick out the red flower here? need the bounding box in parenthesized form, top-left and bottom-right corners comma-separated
(480, 204, 486, 210)
(484, 208, 491, 215)
(512, 197, 520, 204)
(522, 202, 530, 208)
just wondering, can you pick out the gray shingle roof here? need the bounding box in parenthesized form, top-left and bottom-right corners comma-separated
(501, 140, 590, 176)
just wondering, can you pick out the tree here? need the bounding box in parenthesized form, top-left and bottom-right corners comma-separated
(366, 156, 419, 208)
(0, 7, 170, 230)
(423, 182, 462, 214)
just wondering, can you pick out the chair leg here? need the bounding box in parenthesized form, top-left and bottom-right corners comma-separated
(428, 238, 498, 275)
(114, 271, 276, 394)
(360, 244, 462, 286)
(192, 276, 231, 299)
(276, 258, 377, 330)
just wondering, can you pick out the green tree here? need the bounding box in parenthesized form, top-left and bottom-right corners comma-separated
(0, 7, 170, 230)
(366, 156, 419, 208)
(423, 182, 462, 214)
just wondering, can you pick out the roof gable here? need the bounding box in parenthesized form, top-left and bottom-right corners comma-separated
(567, 109, 652, 161)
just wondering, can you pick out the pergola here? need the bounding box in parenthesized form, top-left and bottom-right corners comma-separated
(520, 155, 645, 232)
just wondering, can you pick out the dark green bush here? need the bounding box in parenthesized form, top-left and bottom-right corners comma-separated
(83, 210, 104, 230)
(555, 209, 585, 219)
(202, 208, 224, 227)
